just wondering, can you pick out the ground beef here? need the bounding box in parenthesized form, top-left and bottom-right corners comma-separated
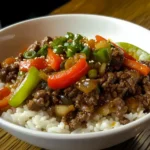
(62, 86, 100, 129)
(41, 36, 53, 47)
(125, 93, 150, 113)
(142, 76, 150, 94)
(0, 63, 19, 82)
(64, 86, 100, 108)
(82, 91, 99, 106)
(27, 85, 97, 129)
(27, 100, 41, 111)
(99, 72, 117, 88)
(120, 118, 130, 125)
(17, 53, 24, 61)
(109, 97, 128, 119)
(26, 82, 62, 110)
(34, 81, 49, 91)
(27, 41, 41, 52)
(51, 90, 62, 105)
(135, 94, 150, 111)
(42, 67, 53, 74)
(27, 90, 51, 111)
(108, 46, 124, 71)
(99, 70, 141, 102)
(140, 60, 150, 67)
(124, 74, 150, 113)
(68, 111, 92, 130)
(47, 107, 55, 117)
(64, 87, 79, 98)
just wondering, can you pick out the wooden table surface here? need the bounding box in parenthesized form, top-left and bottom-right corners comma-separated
(0, 0, 150, 150)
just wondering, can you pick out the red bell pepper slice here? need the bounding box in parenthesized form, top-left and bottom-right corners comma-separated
(0, 87, 11, 100)
(95, 35, 135, 61)
(124, 58, 150, 76)
(95, 35, 106, 43)
(20, 57, 47, 72)
(0, 95, 11, 109)
(47, 58, 89, 89)
(0, 87, 11, 109)
(47, 48, 63, 71)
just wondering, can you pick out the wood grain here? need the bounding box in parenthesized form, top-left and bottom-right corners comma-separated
(51, 0, 150, 29)
(0, 0, 150, 149)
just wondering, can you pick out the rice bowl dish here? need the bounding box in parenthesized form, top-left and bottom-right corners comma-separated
(0, 14, 150, 150)
(0, 32, 150, 134)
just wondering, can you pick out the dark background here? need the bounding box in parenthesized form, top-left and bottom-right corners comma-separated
(0, 0, 69, 28)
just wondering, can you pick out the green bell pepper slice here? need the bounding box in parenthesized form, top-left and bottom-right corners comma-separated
(93, 48, 111, 63)
(9, 67, 41, 107)
(117, 42, 150, 61)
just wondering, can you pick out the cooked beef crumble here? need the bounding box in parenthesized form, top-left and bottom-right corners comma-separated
(0, 63, 19, 82)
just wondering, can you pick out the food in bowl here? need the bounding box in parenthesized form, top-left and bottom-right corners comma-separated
(0, 32, 150, 134)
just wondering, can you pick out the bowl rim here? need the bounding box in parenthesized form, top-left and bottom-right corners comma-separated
(0, 13, 149, 33)
(0, 14, 150, 139)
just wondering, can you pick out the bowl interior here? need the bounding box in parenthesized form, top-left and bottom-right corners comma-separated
(0, 14, 150, 62)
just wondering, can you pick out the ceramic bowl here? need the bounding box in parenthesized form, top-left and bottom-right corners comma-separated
(0, 14, 150, 150)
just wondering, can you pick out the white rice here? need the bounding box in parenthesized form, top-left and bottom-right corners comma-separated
(1, 105, 147, 134)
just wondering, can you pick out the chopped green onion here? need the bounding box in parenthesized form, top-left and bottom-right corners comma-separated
(53, 45, 64, 54)
(66, 48, 76, 57)
(74, 34, 83, 43)
(37, 45, 48, 56)
(65, 43, 78, 57)
(23, 50, 36, 59)
(51, 37, 67, 47)
(81, 46, 91, 59)
(76, 42, 84, 51)
(88, 69, 98, 78)
(66, 32, 74, 39)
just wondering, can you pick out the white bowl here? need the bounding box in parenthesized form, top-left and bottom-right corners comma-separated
(0, 14, 150, 150)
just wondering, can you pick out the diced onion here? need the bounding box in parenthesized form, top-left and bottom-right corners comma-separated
(55, 105, 75, 117)
(97, 104, 110, 116)
(76, 79, 97, 94)
(99, 63, 106, 76)
(95, 41, 110, 50)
